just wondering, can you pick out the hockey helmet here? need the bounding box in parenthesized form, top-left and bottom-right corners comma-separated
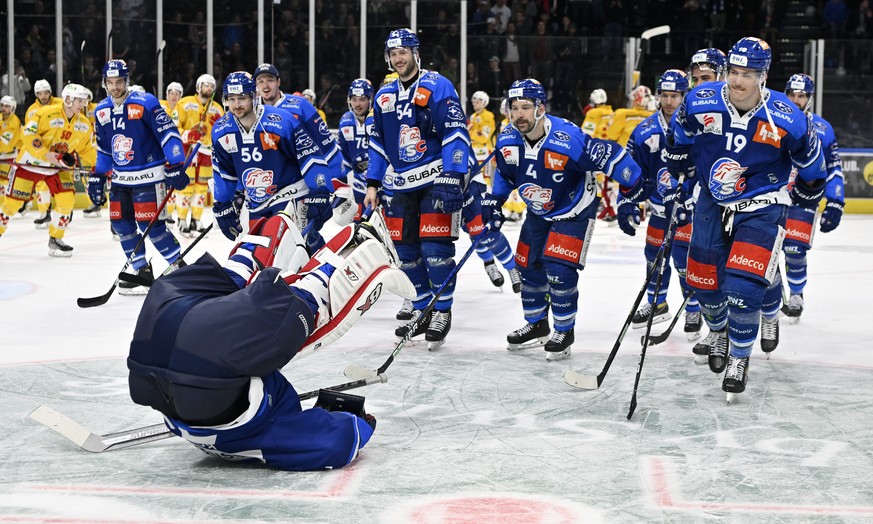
(785, 73, 815, 95)
(348, 78, 374, 100)
(499, 97, 509, 117)
(0, 95, 16, 112)
(384, 28, 420, 70)
(83, 87, 94, 102)
(196, 73, 217, 91)
(657, 69, 689, 94)
(630, 85, 653, 108)
(62, 83, 89, 105)
(589, 88, 607, 105)
(129, 85, 145, 93)
(166, 81, 184, 96)
(507, 79, 547, 106)
(471, 91, 490, 107)
(223, 71, 257, 98)
(302, 88, 317, 103)
(33, 79, 52, 94)
(728, 37, 771, 73)
(102, 60, 129, 80)
(689, 48, 726, 74)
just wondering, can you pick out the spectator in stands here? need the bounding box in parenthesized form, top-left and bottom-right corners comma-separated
(492, 0, 512, 34)
(823, 0, 850, 39)
(502, 21, 523, 86)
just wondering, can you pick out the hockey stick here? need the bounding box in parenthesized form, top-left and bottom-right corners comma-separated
(29, 374, 387, 453)
(642, 292, 692, 346)
(632, 25, 671, 88)
(117, 222, 214, 287)
(77, 144, 200, 308)
(80, 41, 86, 84)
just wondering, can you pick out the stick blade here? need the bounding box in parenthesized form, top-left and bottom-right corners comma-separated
(29, 405, 96, 449)
(77, 285, 116, 308)
(563, 369, 602, 390)
(641, 25, 670, 40)
(343, 364, 379, 381)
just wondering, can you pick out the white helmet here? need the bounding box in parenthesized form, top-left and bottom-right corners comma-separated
(499, 98, 509, 117)
(196, 74, 216, 91)
(83, 87, 94, 102)
(61, 83, 89, 106)
(471, 90, 490, 106)
(166, 81, 184, 96)
(0, 95, 16, 112)
(589, 88, 607, 105)
(34, 79, 51, 94)
(129, 85, 145, 93)
(302, 88, 316, 102)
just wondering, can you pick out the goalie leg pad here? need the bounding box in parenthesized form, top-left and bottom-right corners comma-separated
(231, 212, 309, 272)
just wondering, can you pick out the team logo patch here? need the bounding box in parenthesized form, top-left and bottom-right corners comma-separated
(544, 232, 583, 264)
(518, 182, 555, 215)
(127, 104, 144, 120)
(341, 126, 355, 141)
(447, 104, 464, 120)
(220, 134, 238, 153)
(709, 157, 748, 200)
(752, 121, 786, 148)
(544, 150, 568, 170)
(398, 124, 426, 163)
(242, 167, 276, 204)
(696, 113, 723, 134)
(501, 146, 519, 165)
(413, 87, 432, 107)
(111, 134, 134, 166)
(696, 88, 716, 99)
(260, 132, 280, 150)
(686, 259, 718, 290)
(657, 167, 672, 193)
(356, 283, 383, 314)
(378, 92, 396, 113)
(553, 131, 571, 141)
(772, 100, 794, 114)
(295, 132, 314, 149)
(644, 133, 660, 153)
(727, 241, 771, 278)
(155, 112, 172, 125)
(266, 113, 282, 122)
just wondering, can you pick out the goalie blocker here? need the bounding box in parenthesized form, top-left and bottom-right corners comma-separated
(127, 211, 413, 471)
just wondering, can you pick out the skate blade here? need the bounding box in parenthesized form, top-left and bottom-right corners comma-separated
(35, 224, 49, 230)
(686, 330, 702, 342)
(427, 339, 445, 352)
(631, 314, 671, 330)
(726, 392, 738, 405)
(545, 348, 571, 362)
(507, 337, 549, 352)
(48, 250, 73, 258)
(118, 287, 149, 296)
(693, 354, 708, 365)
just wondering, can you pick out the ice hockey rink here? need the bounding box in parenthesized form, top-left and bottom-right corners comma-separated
(1, 208, 872, 523)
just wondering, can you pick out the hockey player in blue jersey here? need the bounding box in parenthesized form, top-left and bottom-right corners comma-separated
(688, 47, 727, 88)
(211, 72, 333, 247)
(782, 73, 845, 322)
(335, 78, 375, 224)
(619, 69, 703, 342)
(89, 59, 188, 294)
(128, 210, 415, 471)
(482, 79, 647, 361)
(666, 37, 828, 402)
(362, 28, 472, 351)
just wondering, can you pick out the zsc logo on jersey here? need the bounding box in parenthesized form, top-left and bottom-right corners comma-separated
(501, 146, 518, 165)
(709, 157, 748, 199)
(696, 88, 716, 99)
(544, 150, 568, 170)
(127, 104, 144, 120)
(752, 121, 786, 148)
(657, 167, 673, 194)
(398, 124, 426, 162)
(772, 100, 794, 114)
(111, 134, 134, 165)
(378, 92, 396, 113)
(696, 113, 723, 134)
(518, 182, 555, 215)
(243, 167, 277, 202)
(553, 131, 571, 141)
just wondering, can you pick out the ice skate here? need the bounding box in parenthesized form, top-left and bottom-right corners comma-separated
(707, 329, 729, 373)
(33, 209, 51, 229)
(47, 237, 73, 257)
(425, 310, 451, 351)
(185, 218, 199, 238)
(395, 309, 430, 340)
(178, 218, 191, 237)
(396, 299, 414, 320)
(684, 310, 702, 342)
(760, 315, 779, 357)
(544, 328, 573, 361)
(506, 319, 550, 351)
(82, 203, 102, 218)
(484, 260, 504, 289)
(119, 262, 154, 296)
(723, 354, 750, 404)
(508, 267, 522, 294)
(781, 294, 803, 324)
(632, 302, 670, 329)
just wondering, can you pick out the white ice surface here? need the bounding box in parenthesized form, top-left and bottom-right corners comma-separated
(1, 209, 872, 523)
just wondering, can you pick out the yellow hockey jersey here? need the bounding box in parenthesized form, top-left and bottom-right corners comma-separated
(606, 107, 653, 147)
(160, 99, 182, 128)
(469, 108, 496, 154)
(177, 96, 224, 153)
(26, 96, 63, 123)
(581, 105, 614, 140)
(0, 113, 22, 160)
(18, 104, 96, 175)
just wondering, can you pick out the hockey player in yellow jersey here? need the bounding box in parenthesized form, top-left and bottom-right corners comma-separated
(177, 74, 223, 236)
(469, 91, 496, 183)
(25, 79, 63, 225)
(159, 82, 185, 223)
(0, 96, 22, 202)
(580, 89, 613, 139)
(0, 84, 96, 256)
(606, 85, 654, 147)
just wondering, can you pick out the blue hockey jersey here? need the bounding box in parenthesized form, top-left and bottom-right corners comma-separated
(626, 111, 673, 209)
(367, 70, 470, 192)
(492, 115, 642, 220)
(272, 93, 343, 180)
(809, 113, 844, 203)
(670, 83, 826, 207)
(337, 110, 372, 197)
(94, 91, 186, 186)
(211, 104, 331, 214)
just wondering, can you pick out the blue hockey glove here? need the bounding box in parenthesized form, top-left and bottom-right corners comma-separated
(213, 192, 245, 240)
(416, 107, 435, 137)
(664, 143, 695, 180)
(617, 199, 641, 236)
(164, 162, 189, 191)
(87, 173, 107, 207)
(791, 177, 826, 209)
(304, 189, 332, 228)
(819, 200, 844, 232)
(480, 193, 507, 232)
(431, 172, 465, 213)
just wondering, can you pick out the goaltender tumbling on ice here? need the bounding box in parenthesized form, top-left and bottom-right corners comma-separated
(127, 212, 414, 471)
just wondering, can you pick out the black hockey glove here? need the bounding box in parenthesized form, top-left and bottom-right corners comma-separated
(664, 143, 695, 180)
(819, 200, 844, 232)
(431, 172, 465, 213)
(213, 192, 245, 240)
(480, 193, 507, 232)
(164, 162, 189, 191)
(87, 173, 107, 207)
(791, 177, 826, 209)
(617, 198, 641, 236)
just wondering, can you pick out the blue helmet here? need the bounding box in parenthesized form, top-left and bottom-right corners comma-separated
(689, 48, 726, 76)
(657, 69, 689, 94)
(102, 59, 129, 80)
(223, 71, 257, 99)
(348, 78, 374, 99)
(507, 79, 546, 105)
(785, 73, 815, 95)
(728, 37, 771, 73)
(384, 28, 420, 55)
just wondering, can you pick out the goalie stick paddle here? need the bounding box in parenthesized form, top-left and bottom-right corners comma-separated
(77, 144, 200, 308)
(641, 292, 693, 346)
(29, 374, 387, 453)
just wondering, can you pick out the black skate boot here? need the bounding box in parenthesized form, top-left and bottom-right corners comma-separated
(508, 267, 522, 294)
(484, 260, 504, 288)
(507, 319, 550, 351)
(119, 262, 154, 296)
(782, 294, 804, 323)
(47, 237, 73, 257)
(684, 310, 702, 342)
(178, 217, 191, 237)
(82, 203, 102, 218)
(33, 209, 52, 229)
(395, 309, 430, 339)
(425, 309, 452, 351)
(544, 328, 574, 361)
(632, 302, 670, 329)
(396, 299, 414, 321)
(706, 329, 729, 373)
(760, 315, 779, 356)
(723, 354, 750, 404)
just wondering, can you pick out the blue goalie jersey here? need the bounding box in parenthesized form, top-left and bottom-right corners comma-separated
(367, 70, 471, 192)
(94, 91, 186, 186)
(492, 115, 642, 220)
(211, 104, 331, 214)
(670, 82, 826, 206)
